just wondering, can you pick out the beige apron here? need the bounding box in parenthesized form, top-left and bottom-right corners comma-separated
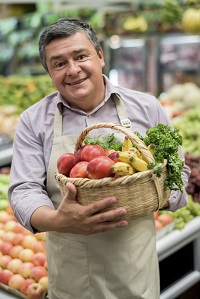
(46, 95, 160, 299)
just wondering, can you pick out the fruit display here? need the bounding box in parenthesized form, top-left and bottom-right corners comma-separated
(172, 105, 200, 155)
(0, 75, 56, 138)
(0, 75, 55, 114)
(161, 83, 200, 117)
(0, 209, 48, 299)
(185, 152, 200, 202)
(154, 210, 175, 239)
(0, 173, 48, 299)
(155, 194, 200, 232)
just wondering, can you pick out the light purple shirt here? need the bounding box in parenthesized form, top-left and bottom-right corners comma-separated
(8, 76, 190, 232)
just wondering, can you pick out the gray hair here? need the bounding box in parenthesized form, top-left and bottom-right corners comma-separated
(39, 17, 101, 71)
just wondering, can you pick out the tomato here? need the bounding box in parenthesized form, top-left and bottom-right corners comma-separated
(87, 156, 115, 179)
(57, 153, 80, 176)
(70, 161, 89, 178)
(81, 144, 105, 162)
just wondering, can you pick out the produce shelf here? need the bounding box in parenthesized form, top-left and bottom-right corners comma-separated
(157, 216, 200, 262)
(158, 217, 200, 299)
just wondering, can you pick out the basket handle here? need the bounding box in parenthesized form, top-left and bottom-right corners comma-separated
(74, 122, 155, 163)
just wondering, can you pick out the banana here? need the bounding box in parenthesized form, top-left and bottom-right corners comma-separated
(129, 156, 148, 172)
(122, 136, 133, 152)
(129, 147, 143, 159)
(147, 143, 156, 155)
(110, 162, 136, 176)
(116, 151, 136, 163)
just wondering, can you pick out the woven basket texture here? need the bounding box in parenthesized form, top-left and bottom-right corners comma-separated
(55, 123, 171, 220)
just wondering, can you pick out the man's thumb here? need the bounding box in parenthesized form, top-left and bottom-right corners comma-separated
(64, 182, 77, 202)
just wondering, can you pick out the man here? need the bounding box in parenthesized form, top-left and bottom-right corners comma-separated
(8, 18, 190, 299)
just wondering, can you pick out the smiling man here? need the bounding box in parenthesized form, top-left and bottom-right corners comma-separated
(8, 18, 190, 299)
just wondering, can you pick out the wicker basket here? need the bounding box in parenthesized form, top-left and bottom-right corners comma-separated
(55, 122, 171, 220)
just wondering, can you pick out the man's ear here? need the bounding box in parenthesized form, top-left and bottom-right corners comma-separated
(98, 47, 105, 68)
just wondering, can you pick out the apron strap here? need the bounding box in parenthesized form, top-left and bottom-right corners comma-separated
(53, 108, 63, 137)
(53, 93, 132, 138)
(113, 94, 132, 129)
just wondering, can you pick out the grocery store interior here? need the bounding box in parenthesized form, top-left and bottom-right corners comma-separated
(0, 0, 200, 298)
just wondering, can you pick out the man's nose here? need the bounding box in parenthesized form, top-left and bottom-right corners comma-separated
(66, 61, 81, 76)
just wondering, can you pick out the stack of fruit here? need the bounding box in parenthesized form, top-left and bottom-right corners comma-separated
(0, 191, 48, 298)
(57, 136, 151, 180)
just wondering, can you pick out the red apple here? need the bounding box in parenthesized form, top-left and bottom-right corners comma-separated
(108, 151, 121, 162)
(0, 211, 9, 222)
(0, 269, 14, 285)
(57, 153, 80, 176)
(7, 258, 23, 274)
(9, 245, 24, 258)
(75, 144, 87, 160)
(21, 235, 38, 249)
(8, 273, 25, 290)
(0, 254, 12, 268)
(81, 144, 105, 162)
(69, 161, 89, 178)
(19, 278, 35, 295)
(19, 248, 35, 262)
(12, 233, 24, 246)
(21, 235, 37, 249)
(104, 149, 116, 156)
(26, 282, 46, 299)
(87, 156, 115, 179)
(30, 266, 48, 282)
(32, 241, 46, 253)
(32, 252, 47, 267)
(4, 220, 17, 232)
(38, 276, 48, 293)
(0, 241, 13, 255)
(13, 223, 26, 234)
(18, 261, 35, 278)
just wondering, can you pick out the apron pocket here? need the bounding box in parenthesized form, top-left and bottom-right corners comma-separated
(47, 233, 90, 299)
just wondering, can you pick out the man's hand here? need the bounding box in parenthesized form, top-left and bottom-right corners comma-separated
(31, 182, 128, 234)
(55, 182, 128, 234)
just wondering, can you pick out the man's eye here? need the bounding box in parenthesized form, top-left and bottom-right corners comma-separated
(77, 55, 86, 61)
(55, 62, 66, 70)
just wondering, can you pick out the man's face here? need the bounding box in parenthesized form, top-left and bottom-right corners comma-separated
(45, 31, 105, 112)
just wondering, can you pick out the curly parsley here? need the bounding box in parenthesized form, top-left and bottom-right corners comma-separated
(135, 124, 184, 191)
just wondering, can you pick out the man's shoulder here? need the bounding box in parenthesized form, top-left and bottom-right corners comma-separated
(22, 91, 59, 115)
(115, 85, 157, 103)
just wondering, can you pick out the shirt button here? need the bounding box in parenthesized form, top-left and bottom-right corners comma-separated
(87, 114, 92, 118)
